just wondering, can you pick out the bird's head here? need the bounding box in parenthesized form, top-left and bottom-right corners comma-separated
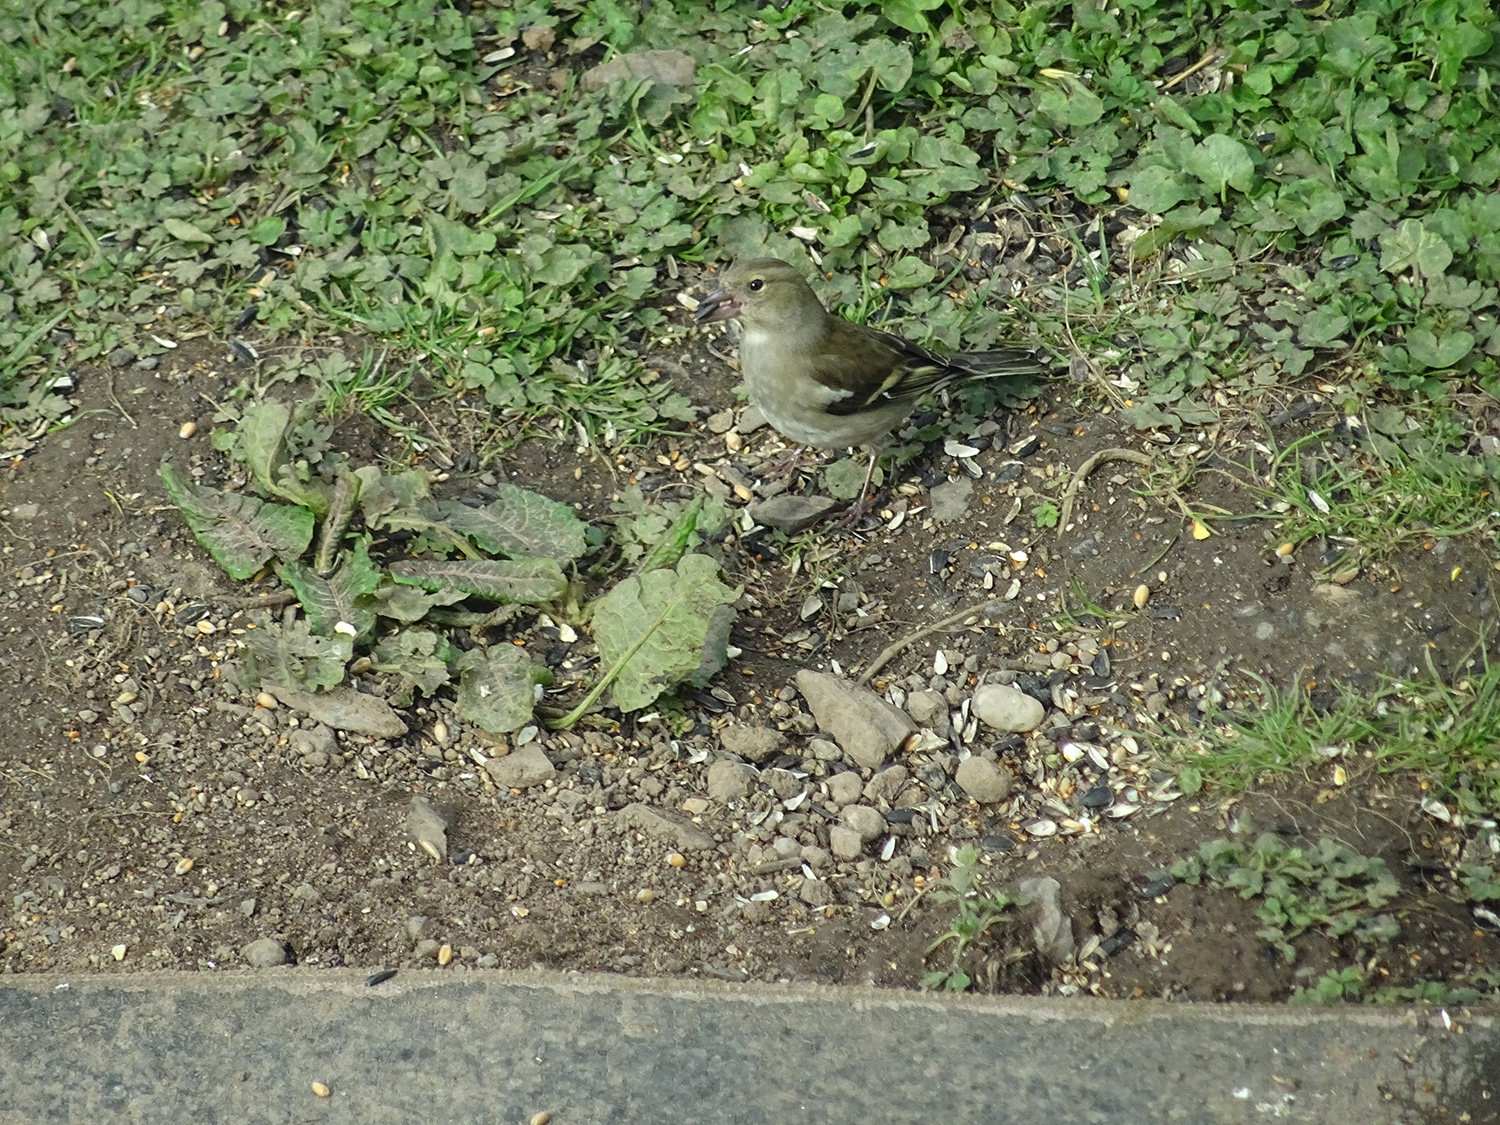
(694, 257, 823, 331)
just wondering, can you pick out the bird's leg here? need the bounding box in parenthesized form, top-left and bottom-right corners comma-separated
(835, 448, 882, 528)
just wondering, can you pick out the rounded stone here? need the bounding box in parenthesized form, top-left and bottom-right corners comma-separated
(972, 683, 1045, 733)
(840, 804, 886, 842)
(241, 937, 289, 968)
(829, 825, 865, 860)
(955, 756, 1013, 803)
(707, 759, 754, 803)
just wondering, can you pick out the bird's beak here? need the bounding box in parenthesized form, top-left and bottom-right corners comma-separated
(694, 288, 740, 324)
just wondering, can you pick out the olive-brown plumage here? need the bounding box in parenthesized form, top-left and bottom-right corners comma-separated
(695, 257, 1044, 512)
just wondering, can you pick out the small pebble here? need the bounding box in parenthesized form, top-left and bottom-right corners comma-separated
(111, 944, 127, 961)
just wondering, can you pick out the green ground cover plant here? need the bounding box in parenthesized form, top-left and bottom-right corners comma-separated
(4, 0, 1498, 442)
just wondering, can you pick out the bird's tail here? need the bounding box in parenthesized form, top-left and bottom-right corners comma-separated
(948, 348, 1049, 377)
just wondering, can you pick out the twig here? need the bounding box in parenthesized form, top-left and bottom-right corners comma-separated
(225, 592, 299, 611)
(105, 371, 137, 429)
(1057, 447, 1152, 534)
(894, 879, 931, 926)
(859, 598, 1004, 685)
(1160, 49, 1221, 92)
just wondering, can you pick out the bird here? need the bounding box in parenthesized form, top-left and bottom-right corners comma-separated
(694, 256, 1047, 522)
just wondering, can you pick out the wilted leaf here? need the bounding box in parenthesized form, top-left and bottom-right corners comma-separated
(390, 557, 568, 604)
(454, 645, 550, 733)
(370, 629, 454, 705)
(363, 578, 469, 623)
(590, 553, 740, 713)
(279, 538, 382, 640)
(436, 483, 588, 562)
(824, 458, 868, 501)
(232, 399, 329, 514)
(159, 462, 314, 581)
(239, 615, 352, 692)
(163, 217, 214, 244)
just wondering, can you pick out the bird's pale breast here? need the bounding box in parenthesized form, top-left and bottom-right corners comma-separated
(738, 328, 902, 448)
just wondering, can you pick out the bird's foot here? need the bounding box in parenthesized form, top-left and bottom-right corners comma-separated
(834, 491, 883, 531)
(754, 446, 820, 482)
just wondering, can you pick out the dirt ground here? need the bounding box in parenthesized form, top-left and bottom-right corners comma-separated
(1, 317, 1497, 1006)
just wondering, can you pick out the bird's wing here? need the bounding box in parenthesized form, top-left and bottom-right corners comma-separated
(812, 319, 953, 418)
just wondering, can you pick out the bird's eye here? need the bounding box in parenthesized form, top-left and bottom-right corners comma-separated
(748, 278, 764, 292)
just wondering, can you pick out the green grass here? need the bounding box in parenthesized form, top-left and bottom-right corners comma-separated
(1249, 422, 1500, 565)
(1169, 654, 1500, 813)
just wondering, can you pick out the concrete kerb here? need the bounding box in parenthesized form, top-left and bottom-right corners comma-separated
(1, 969, 1496, 1124)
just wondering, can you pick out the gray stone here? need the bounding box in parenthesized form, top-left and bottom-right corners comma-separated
(406, 796, 448, 862)
(484, 744, 556, 789)
(268, 685, 408, 738)
(955, 757, 1012, 803)
(706, 759, 754, 804)
(771, 836, 802, 859)
(796, 671, 915, 770)
(706, 409, 736, 434)
(807, 738, 842, 760)
(720, 724, 786, 764)
(406, 916, 431, 941)
(972, 683, 1045, 733)
(798, 878, 834, 907)
(928, 478, 974, 522)
(1018, 876, 1075, 963)
(824, 771, 862, 807)
(840, 805, 885, 843)
(903, 690, 950, 734)
(762, 768, 802, 799)
(736, 405, 768, 433)
(617, 803, 715, 851)
(748, 494, 837, 534)
(863, 765, 909, 806)
(800, 845, 830, 869)
(241, 937, 288, 968)
(581, 49, 695, 91)
(415, 939, 442, 960)
(829, 825, 865, 860)
(288, 724, 337, 758)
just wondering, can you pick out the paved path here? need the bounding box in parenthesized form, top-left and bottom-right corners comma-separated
(1, 970, 1496, 1123)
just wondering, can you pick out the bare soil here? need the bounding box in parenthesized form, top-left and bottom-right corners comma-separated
(1, 325, 1497, 1007)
